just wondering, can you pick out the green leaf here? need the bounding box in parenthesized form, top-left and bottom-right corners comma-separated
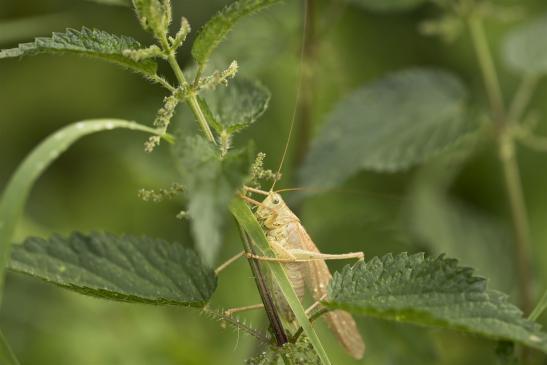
(346, 0, 427, 12)
(245, 336, 320, 365)
(299, 68, 473, 189)
(191, 0, 282, 65)
(0, 119, 164, 304)
(0, 329, 19, 365)
(230, 199, 332, 365)
(327, 253, 547, 353)
(0, 27, 158, 76)
(9, 232, 216, 306)
(503, 14, 547, 75)
(173, 136, 251, 265)
(203, 77, 271, 134)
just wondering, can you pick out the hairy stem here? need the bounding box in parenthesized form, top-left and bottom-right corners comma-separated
(467, 15, 533, 314)
(165, 52, 216, 144)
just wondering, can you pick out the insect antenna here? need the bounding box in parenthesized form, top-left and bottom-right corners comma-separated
(270, 0, 310, 192)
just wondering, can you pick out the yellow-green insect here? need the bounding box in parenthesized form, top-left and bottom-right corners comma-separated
(238, 186, 366, 359)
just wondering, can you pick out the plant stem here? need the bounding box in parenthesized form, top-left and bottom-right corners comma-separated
(294, 0, 316, 169)
(500, 137, 533, 314)
(508, 75, 539, 125)
(467, 15, 533, 314)
(468, 16, 505, 125)
(165, 52, 216, 144)
(236, 223, 289, 346)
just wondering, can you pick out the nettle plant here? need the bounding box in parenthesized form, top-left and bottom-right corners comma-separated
(2, 0, 547, 364)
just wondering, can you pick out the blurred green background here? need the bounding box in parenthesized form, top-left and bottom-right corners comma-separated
(1, 0, 547, 364)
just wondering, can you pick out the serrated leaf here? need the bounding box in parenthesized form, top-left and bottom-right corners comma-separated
(327, 253, 547, 353)
(503, 14, 547, 75)
(9, 232, 216, 306)
(173, 136, 251, 265)
(191, 0, 282, 65)
(299, 68, 474, 189)
(0, 27, 157, 76)
(346, 0, 427, 12)
(0, 119, 164, 303)
(203, 78, 271, 134)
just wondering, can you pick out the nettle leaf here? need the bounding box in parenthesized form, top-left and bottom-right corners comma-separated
(503, 14, 547, 75)
(203, 78, 271, 134)
(327, 253, 547, 353)
(174, 136, 251, 265)
(191, 0, 282, 65)
(0, 27, 158, 76)
(9, 232, 216, 306)
(346, 0, 427, 12)
(299, 68, 473, 189)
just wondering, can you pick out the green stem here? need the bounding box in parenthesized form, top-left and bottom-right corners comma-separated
(467, 15, 534, 315)
(507, 75, 539, 125)
(499, 138, 533, 314)
(468, 16, 505, 124)
(165, 52, 216, 144)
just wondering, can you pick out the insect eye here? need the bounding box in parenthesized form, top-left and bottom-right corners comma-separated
(273, 198, 280, 204)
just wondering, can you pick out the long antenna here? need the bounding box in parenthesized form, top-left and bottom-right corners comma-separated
(270, 0, 310, 191)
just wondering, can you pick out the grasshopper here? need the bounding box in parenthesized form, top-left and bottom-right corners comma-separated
(237, 186, 366, 360)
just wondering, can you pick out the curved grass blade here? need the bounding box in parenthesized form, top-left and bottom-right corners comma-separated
(0, 119, 166, 304)
(230, 198, 332, 365)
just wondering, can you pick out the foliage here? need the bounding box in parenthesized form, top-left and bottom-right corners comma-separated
(299, 68, 474, 189)
(173, 136, 251, 265)
(1, 0, 547, 364)
(202, 77, 271, 134)
(503, 15, 547, 75)
(327, 253, 547, 353)
(10, 232, 216, 305)
(0, 28, 158, 76)
(245, 337, 320, 365)
(0, 120, 165, 302)
(191, 0, 282, 65)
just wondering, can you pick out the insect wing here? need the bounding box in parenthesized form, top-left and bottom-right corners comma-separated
(294, 224, 366, 359)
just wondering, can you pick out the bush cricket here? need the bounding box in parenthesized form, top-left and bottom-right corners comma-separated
(236, 186, 366, 360)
